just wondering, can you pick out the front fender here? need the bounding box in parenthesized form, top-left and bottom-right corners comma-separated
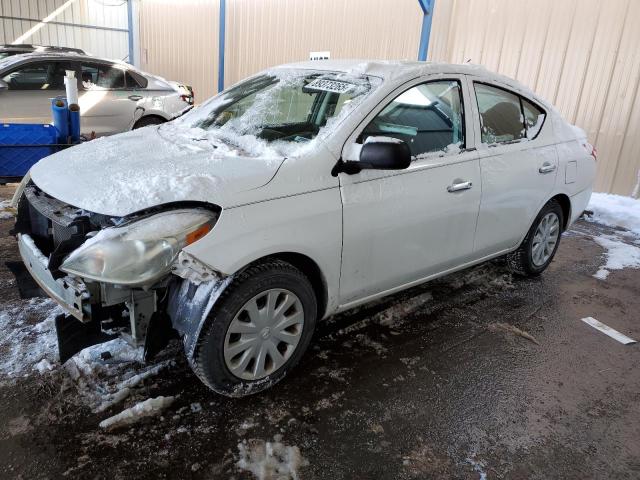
(167, 275, 233, 365)
(183, 188, 343, 316)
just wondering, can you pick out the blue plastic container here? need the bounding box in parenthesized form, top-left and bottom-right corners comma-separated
(0, 124, 58, 177)
(51, 98, 69, 143)
(69, 104, 81, 143)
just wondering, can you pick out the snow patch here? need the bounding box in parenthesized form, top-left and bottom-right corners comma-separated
(99, 396, 175, 430)
(588, 193, 640, 238)
(0, 199, 15, 219)
(466, 455, 488, 480)
(592, 235, 640, 280)
(0, 298, 61, 381)
(237, 435, 307, 480)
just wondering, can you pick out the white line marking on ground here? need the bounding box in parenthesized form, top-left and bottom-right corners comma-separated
(581, 317, 637, 345)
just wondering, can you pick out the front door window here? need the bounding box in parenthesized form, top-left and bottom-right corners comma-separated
(360, 80, 465, 157)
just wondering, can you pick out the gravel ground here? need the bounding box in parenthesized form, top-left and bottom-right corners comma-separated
(0, 183, 639, 479)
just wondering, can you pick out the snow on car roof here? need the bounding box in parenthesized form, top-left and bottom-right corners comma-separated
(274, 59, 546, 105)
(276, 59, 490, 77)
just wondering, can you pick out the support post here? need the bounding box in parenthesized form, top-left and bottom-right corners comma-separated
(417, 0, 434, 61)
(127, 0, 135, 65)
(218, 0, 226, 92)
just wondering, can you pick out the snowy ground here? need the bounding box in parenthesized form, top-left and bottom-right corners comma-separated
(586, 193, 640, 280)
(0, 186, 639, 479)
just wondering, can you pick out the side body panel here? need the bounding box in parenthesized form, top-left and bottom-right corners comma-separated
(554, 138, 596, 226)
(466, 75, 560, 257)
(79, 88, 142, 136)
(339, 155, 481, 303)
(337, 74, 482, 304)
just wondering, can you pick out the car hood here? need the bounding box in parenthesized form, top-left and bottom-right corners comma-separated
(30, 126, 285, 217)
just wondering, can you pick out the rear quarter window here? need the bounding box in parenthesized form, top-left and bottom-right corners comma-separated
(127, 70, 148, 89)
(522, 98, 546, 139)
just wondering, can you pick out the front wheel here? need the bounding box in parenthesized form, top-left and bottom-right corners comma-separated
(507, 199, 564, 276)
(133, 116, 165, 129)
(191, 260, 317, 397)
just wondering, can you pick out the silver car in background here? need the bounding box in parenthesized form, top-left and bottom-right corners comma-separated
(0, 52, 194, 136)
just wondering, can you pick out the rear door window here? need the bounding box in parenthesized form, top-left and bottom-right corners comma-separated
(81, 63, 126, 90)
(360, 80, 465, 157)
(474, 83, 525, 144)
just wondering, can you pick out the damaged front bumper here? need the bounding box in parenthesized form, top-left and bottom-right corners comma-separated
(18, 233, 89, 321)
(18, 231, 161, 360)
(19, 230, 230, 365)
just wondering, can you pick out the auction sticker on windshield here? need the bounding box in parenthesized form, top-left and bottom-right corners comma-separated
(306, 78, 356, 94)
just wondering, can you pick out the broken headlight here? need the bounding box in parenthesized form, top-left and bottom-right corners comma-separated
(60, 209, 217, 286)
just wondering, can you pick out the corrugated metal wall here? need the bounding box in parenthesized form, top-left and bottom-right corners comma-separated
(136, 0, 421, 100)
(430, 0, 640, 195)
(225, 0, 422, 87)
(138, 0, 219, 100)
(0, 0, 129, 60)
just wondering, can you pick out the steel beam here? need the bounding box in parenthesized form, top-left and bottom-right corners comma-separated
(127, 0, 135, 64)
(0, 15, 128, 33)
(218, 0, 226, 92)
(417, 0, 434, 61)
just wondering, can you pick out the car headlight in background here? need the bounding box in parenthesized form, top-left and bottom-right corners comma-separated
(60, 209, 217, 286)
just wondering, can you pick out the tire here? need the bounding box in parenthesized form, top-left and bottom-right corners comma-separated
(191, 259, 317, 397)
(507, 199, 564, 277)
(132, 116, 164, 129)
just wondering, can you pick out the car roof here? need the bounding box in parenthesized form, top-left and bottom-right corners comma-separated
(0, 51, 131, 68)
(0, 44, 85, 53)
(273, 59, 546, 105)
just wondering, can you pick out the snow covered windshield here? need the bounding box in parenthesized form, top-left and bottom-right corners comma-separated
(183, 70, 376, 146)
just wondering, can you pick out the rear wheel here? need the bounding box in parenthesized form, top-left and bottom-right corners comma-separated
(507, 199, 564, 276)
(191, 260, 317, 397)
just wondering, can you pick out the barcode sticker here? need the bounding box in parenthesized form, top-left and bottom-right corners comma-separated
(305, 78, 355, 94)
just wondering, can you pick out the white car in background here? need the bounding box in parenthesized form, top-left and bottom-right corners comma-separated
(14, 60, 596, 396)
(0, 52, 193, 136)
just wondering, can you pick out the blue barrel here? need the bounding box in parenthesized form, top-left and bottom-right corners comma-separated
(51, 98, 69, 143)
(69, 104, 81, 143)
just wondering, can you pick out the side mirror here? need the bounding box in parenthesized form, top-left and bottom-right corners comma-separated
(0, 80, 8, 91)
(332, 137, 411, 176)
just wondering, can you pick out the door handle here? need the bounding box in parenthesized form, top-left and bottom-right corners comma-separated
(128, 94, 143, 101)
(447, 181, 473, 193)
(538, 163, 557, 174)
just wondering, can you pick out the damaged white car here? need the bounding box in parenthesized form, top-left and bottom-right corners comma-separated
(14, 60, 596, 396)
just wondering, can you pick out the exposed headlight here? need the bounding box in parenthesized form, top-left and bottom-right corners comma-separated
(60, 209, 217, 286)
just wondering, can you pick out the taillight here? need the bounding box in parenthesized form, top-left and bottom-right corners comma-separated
(585, 142, 597, 162)
(180, 94, 194, 105)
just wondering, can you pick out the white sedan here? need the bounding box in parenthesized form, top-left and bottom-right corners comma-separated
(0, 52, 193, 136)
(15, 60, 595, 396)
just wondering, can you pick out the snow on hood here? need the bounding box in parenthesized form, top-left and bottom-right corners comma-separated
(30, 125, 285, 217)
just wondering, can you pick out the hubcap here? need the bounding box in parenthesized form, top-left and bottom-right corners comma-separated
(531, 212, 560, 267)
(224, 289, 304, 381)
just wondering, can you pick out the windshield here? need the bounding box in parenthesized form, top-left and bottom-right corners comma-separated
(181, 70, 377, 147)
